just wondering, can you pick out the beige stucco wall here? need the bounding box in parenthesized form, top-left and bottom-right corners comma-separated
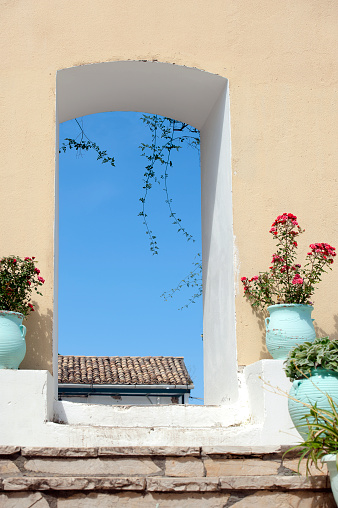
(0, 0, 337, 373)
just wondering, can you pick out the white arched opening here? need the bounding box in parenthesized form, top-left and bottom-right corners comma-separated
(56, 61, 238, 405)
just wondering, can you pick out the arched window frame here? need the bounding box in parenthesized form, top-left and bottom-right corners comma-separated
(55, 61, 238, 405)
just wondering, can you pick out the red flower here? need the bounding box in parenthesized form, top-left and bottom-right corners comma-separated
(34, 268, 40, 275)
(27, 280, 31, 286)
(24, 257, 31, 261)
(38, 277, 45, 284)
(292, 274, 303, 285)
(241, 277, 247, 282)
(28, 303, 34, 311)
(12, 259, 17, 264)
(293, 242, 298, 247)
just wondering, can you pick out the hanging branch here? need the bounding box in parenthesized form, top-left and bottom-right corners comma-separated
(59, 118, 115, 167)
(161, 253, 203, 309)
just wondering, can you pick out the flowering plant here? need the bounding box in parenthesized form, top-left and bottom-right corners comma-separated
(241, 213, 336, 309)
(0, 256, 45, 316)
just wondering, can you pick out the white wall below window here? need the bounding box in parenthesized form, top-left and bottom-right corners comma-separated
(60, 394, 187, 405)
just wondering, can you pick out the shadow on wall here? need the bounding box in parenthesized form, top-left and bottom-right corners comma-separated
(315, 314, 338, 342)
(19, 304, 53, 373)
(251, 307, 271, 361)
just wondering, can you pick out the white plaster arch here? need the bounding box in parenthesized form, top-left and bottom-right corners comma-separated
(56, 61, 238, 405)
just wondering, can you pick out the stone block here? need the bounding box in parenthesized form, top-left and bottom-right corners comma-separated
(0, 492, 50, 507)
(57, 492, 231, 507)
(0, 447, 20, 456)
(231, 491, 336, 507)
(21, 447, 98, 457)
(202, 446, 281, 456)
(165, 457, 204, 477)
(205, 458, 279, 476)
(23, 458, 161, 476)
(219, 475, 328, 490)
(0, 460, 20, 474)
(3, 476, 146, 491)
(283, 458, 327, 476)
(147, 477, 219, 492)
(98, 446, 200, 456)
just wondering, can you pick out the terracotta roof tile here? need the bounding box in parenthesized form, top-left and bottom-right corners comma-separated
(58, 355, 193, 386)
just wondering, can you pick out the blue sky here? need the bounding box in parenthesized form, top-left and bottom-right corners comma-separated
(58, 112, 204, 402)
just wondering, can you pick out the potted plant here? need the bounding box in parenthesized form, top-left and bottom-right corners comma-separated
(284, 337, 338, 439)
(0, 255, 45, 369)
(241, 212, 336, 359)
(285, 394, 338, 505)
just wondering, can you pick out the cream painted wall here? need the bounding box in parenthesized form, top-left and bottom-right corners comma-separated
(0, 0, 337, 374)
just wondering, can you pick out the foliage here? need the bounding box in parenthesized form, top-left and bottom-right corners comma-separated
(139, 114, 199, 255)
(59, 119, 115, 167)
(284, 337, 338, 381)
(285, 392, 338, 475)
(161, 253, 202, 309)
(0, 256, 45, 316)
(241, 213, 336, 310)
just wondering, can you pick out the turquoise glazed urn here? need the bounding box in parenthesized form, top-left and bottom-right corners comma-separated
(288, 368, 338, 439)
(0, 311, 26, 369)
(265, 304, 316, 360)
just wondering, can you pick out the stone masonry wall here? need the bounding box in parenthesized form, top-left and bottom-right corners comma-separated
(0, 446, 335, 507)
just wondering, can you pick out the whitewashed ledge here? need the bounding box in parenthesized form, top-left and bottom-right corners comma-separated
(0, 361, 300, 448)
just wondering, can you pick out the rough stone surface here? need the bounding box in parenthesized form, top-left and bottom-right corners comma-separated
(165, 457, 204, 477)
(23, 458, 161, 476)
(98, 446, 200, 456)
(219, 475, 328, 490)
(202, 446, 281, 456)
(0, 492, 49, 507)
(230, 491, 336, 507)
(0, 460, 20, 474)
(3, 476, 146, 491)
(283, 458, 327, 476)
(21, 447, 98, 457)
(57, 492, 231, 507)
(205, 458, 279, 476)
(0, 447, 20, 456)
(147, 477, 219, 492)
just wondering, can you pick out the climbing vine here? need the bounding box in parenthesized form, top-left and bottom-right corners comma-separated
(59, 114, 202, 307)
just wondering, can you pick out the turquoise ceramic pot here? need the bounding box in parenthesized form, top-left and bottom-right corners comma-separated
(288, 368, 338, 439)
(322, 455, 338, 505)
(265, 304, 316, 360)
(0, 311, 26, 369)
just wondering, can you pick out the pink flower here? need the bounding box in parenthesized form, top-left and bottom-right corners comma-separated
(241, 277, 247, 282)
(38, 277, 45, 284)
(292, 274, 303, 285)
(252, 276, 259, 281)
(34, 268, 40, 275)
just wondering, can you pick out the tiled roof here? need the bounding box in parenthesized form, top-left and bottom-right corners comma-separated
(58, 355, 193, 386)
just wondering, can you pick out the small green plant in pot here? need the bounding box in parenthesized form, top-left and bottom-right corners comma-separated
(285, 393, 338, 505)
(241, 212, 336, 360)
(285, 337, 338, 439)
(0, 256, 45, 369)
